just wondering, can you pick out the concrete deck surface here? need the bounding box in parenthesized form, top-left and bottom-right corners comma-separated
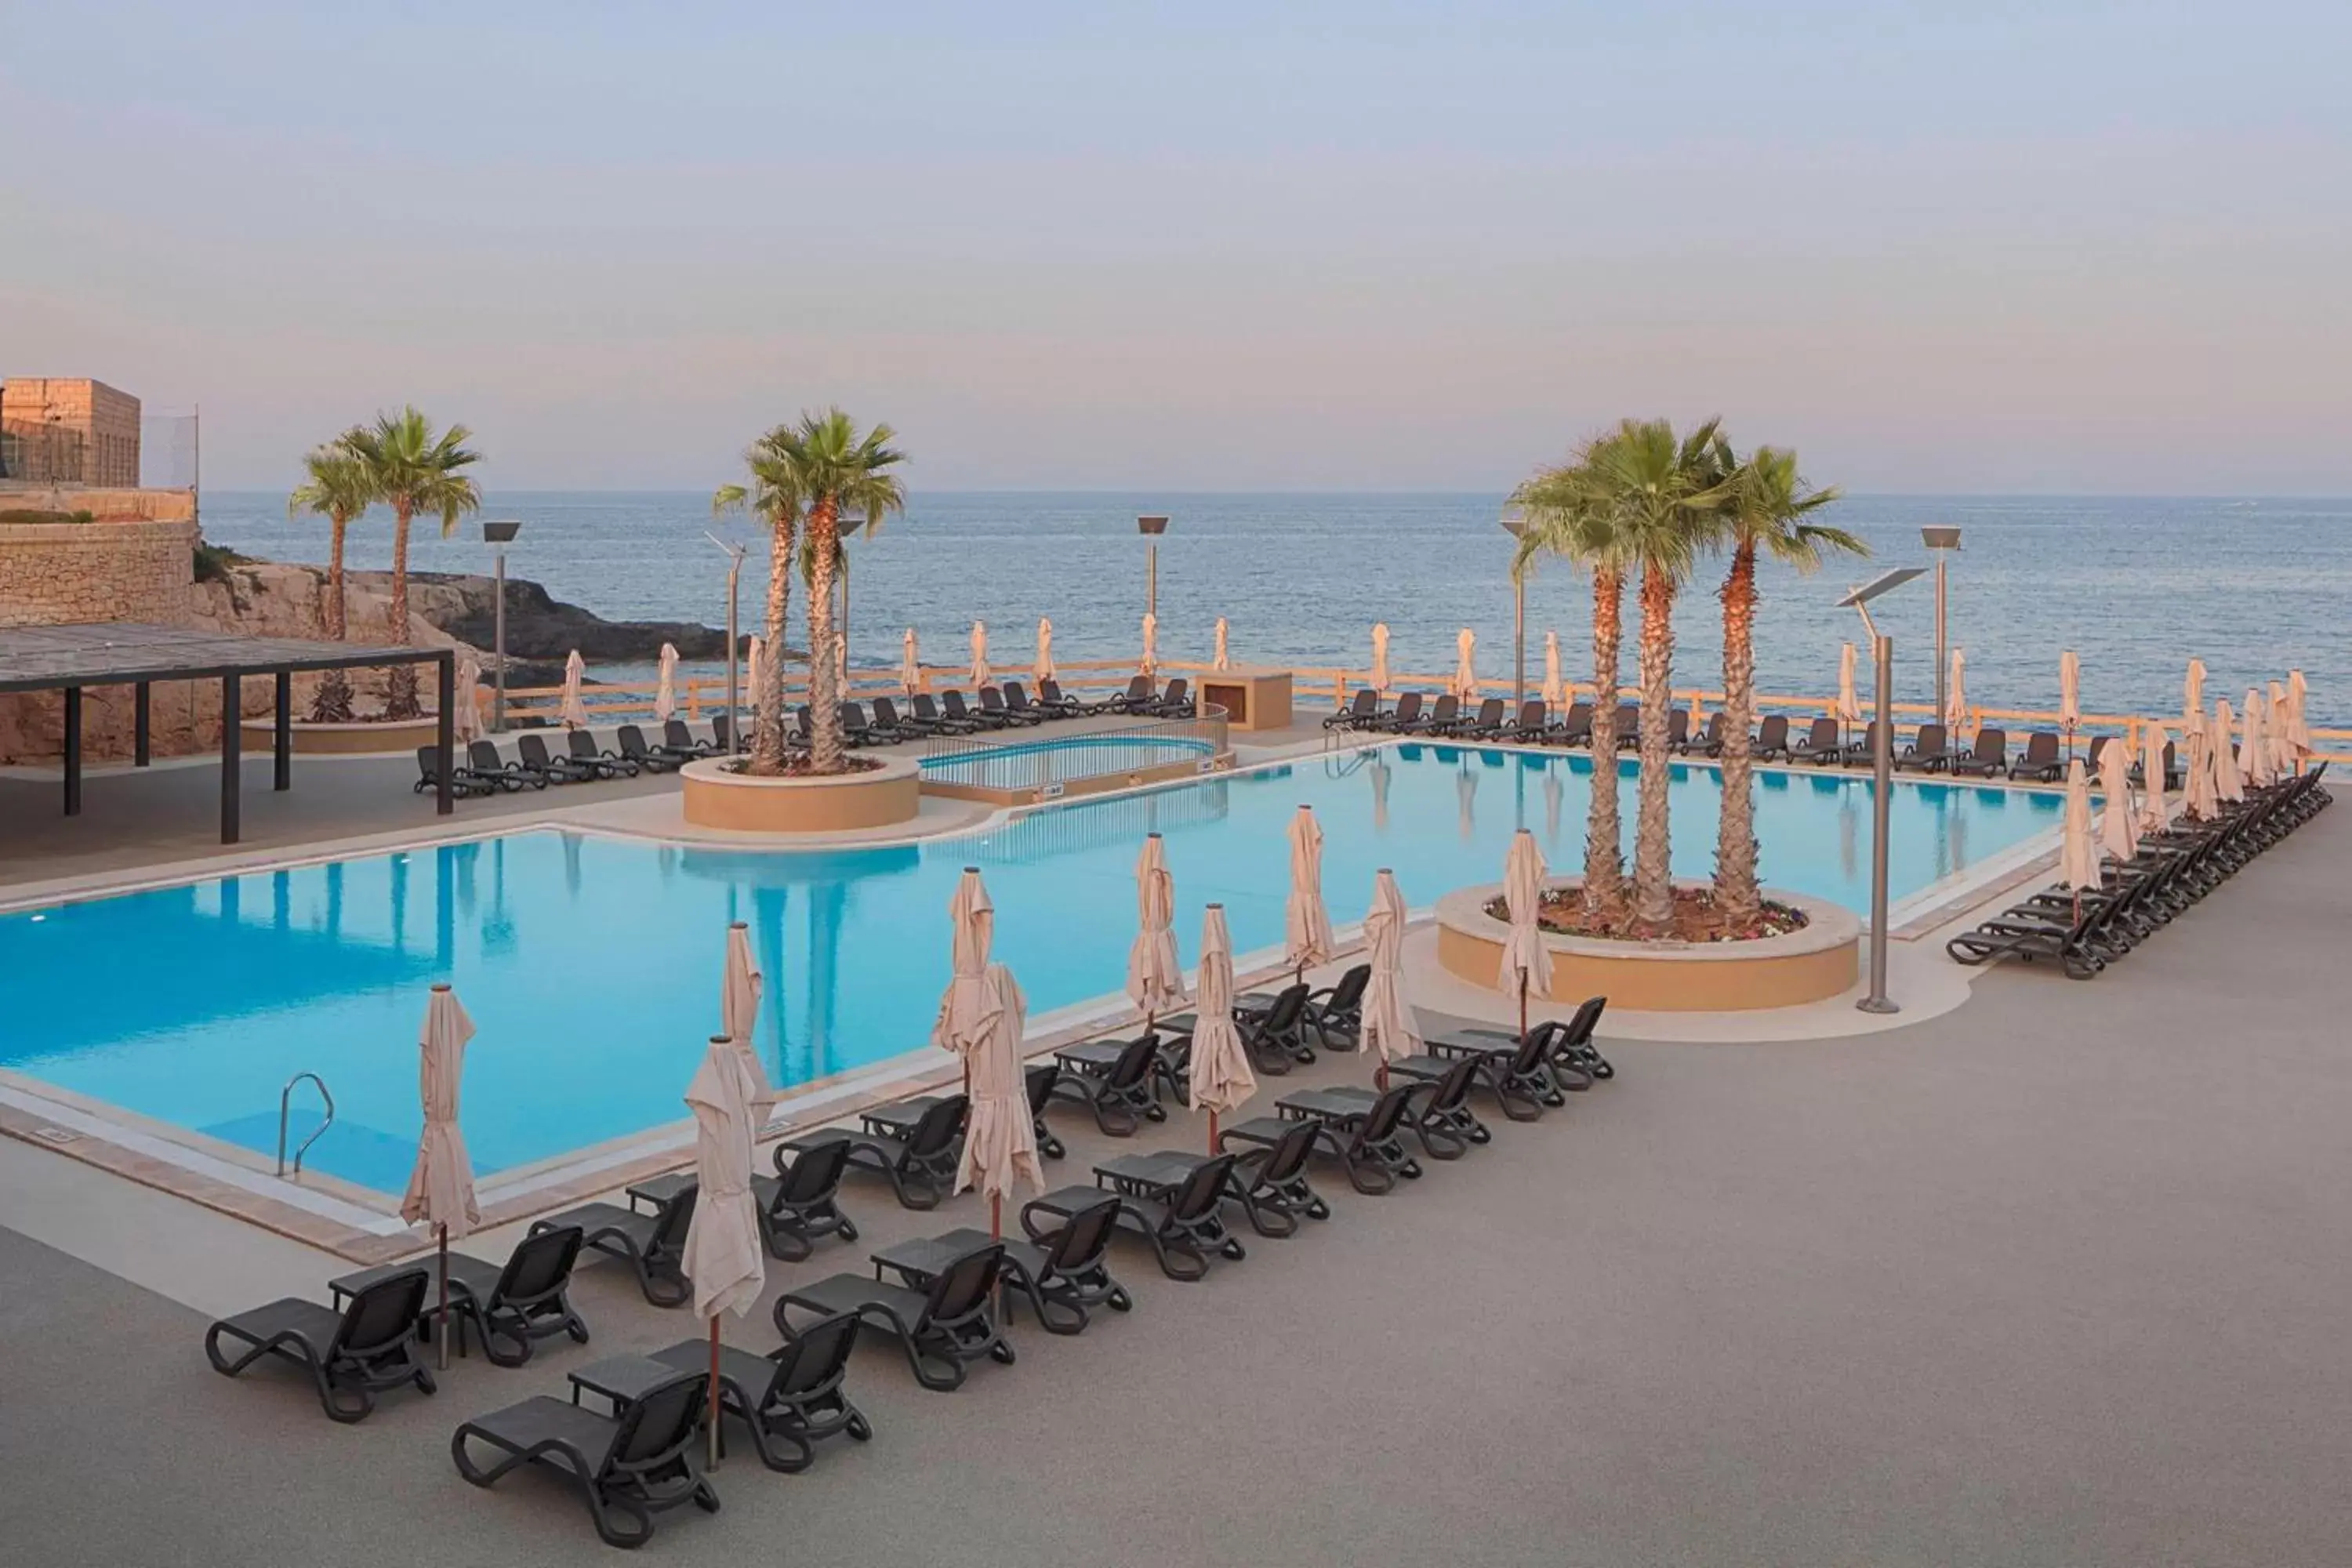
(2, 796, 2347, 1566)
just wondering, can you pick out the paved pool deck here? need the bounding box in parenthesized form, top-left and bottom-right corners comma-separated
(0, 786, 2345, 1566)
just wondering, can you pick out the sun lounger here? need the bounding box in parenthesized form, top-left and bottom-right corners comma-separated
(886, 1199, 1133, 1337)
(1397, 1022, 1571, 1121)
(2008, 730, 2063, 781)
(1611, 702, 1642, 749)
(976, 686, 1040, 728)
(1045, 1031, 1171, 1136)
(1839, 720, 1893, 767)
(651, 718, 715, 764)
(205, 1267, 434, 1423)
(458, 739, 533, 791)
(1237, 982, 1315, 1072)
(1690, 713, 1730, 757)
(451, 1367, 717, 1548)
(1664, 707, 1690, 751)
(1001, 682, 1054, 724)
(1103, 675, 1156, 714)
(1947, 726, 2006, 777)
(753, 1137, 858, 1262)
(913, 691, 979, 735)
(1034, 679, 1086, 717)
(1750, 713, 1791, 760)
(1395, 693, 1457, 735)
(1323, 1053, 1490, 1160)
(1787, 717, 1844, 765)
(1496, 697, 1548, 740)
(514, 731, 586, 782)
(415, 744, 495, 798)
(1893, 722, 1951, 772)
(774, 1239, 1014, 1392)
(530, 1185, 695, 1307)
(613, 725, 677, 774)
(1143, 677, 1195, 717)
(1360, 691, 1422, 734)
(1025, 1153, 1247, 1281)
(1298, 963, 1370, 1051)
(778, 1094, 968, 1210)
(942, 689, 1008, 731)
(648, 1310, 870, 1472)
(1455, 697, 1508, 738)
(1327, 688, 1383, 731)
(1218, 1083, 1423, 1195)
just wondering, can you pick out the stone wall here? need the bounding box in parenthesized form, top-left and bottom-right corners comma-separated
(0, 517, 197, 628)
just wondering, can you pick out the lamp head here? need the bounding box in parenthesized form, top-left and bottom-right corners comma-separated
(482, 519, 521, 543)
(1137, 515, 1169, 536)
(1921, 525, 1962, 550)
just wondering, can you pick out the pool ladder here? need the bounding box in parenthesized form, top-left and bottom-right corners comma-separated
(276, 1072, 335, 1178)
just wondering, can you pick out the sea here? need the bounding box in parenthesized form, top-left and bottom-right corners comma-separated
(198, 492, 2351, 728)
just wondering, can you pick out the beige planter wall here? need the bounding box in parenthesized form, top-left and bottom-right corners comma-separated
(681, 756, 923, 833)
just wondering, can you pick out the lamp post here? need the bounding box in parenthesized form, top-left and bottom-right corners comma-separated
(705, 532, 748, 751)
(1838, 566, 1927, 1015)
(1138, 515, 1167, 622)
(481, 520, 521, 731)
(1922, 526, 1961, 727)
(1499, 511, 1529, 706)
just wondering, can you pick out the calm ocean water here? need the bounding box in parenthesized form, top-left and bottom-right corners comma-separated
(201, 492, 2350, 728)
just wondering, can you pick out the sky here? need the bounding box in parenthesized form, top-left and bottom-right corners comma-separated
(4, 2, 2347, 494)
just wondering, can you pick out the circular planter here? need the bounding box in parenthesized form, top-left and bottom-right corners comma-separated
(1435, 880, 1860, 1012)
(238, 716, 443, 756)
(681, 754, 921, 833)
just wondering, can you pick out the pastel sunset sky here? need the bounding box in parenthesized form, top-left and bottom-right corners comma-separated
(5, 2, 2346, 492)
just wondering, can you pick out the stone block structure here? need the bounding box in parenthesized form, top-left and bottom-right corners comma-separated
(0, 517, 198, 629)
(0, 378, 141, 486)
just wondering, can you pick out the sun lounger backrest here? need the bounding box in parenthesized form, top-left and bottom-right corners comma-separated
(1258, 982, 1308, 1036)
(649, 1182, 699, 1255)
(1560, 994, 1606, 1048)
(907, 1094, 971, 1161)
(1705, 713, 1727, 745)
(1564, 700, 1591, 728)
(1668, 708, 1688, 742)
(1508, 1021, 1563, 1076)
(519, 733, 555, 767)
(942, 691, 974, 719)
(772, 1308, 861, 1401)
(923, 1242, 1006, 1325)
(1004, 683, 1032, 710)
(1350, 688, 1379, 717)
(1973, 728, 2005, 764)
(1758, 715, 1788, 748)
(1167, 1153, 1239, 1228)
(416, 745, 441, 781)
(1473, 698, 1504, 727)
(1163, 678, 1188, 703)
(1915, 723, 1946, 753)
(1428, 695, 1458, 724)
(469, 740, 504, 770)
(871, 696, 901, 728)
(2021, 731, 2056, 765)
(1426, 1053, 1483, 1116)
(1392, 692, 1423, 724)
(497, 1223, 583, 1308)
(913, 693, 942, 720)
(338, 1268, 430, 1361)
(1040, 1196, 1123, 1279)
(1025, 1061, 1059, 1120)
(1519, 700, 1544, 728)
(778, 1134, 852, 1204)
(1356, 1084, 1418, 1145)
(840, 702, 868, 731)
(712, 713, 733, 748)
(1808, 717, 1838, 748)
(1328, 964, 1370, 1012)
(1125, 676, 1152, 702)
(2086, 735, 2111, 768)
(568, 731, 602, 760)
(665, 719, 696, 750)
(609, 1370, 708, 1473)
(1107, 1033, 1161, 1092)
(978, 686, 1007, 712)
(1256, 1119, 1322, 1186)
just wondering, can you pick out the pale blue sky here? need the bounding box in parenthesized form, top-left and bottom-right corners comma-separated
(4, 2, 2346, 492)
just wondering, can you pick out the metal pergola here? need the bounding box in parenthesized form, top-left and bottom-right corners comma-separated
(0, 622, 454, 844)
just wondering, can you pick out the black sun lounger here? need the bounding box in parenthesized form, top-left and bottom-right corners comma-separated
(1046, 1031, 1171, 1136)
(649, 1309, 871, 1472)
(775, 1240, 1014, 1392)
(451, 1367, 717, 1548)
(1034, 679, 1086, 717)
(755, 1136, 859, 1261)
(615, 724, 677, 773)
(1025, 1153, 1249, 1281)
(1365, 691, 1425, 733)
(655, 718, 717, 763)
(332, 1225, 590, 1367)
(1325, 1054, 1490, 1160)
(912, 691, 978, 734)
(1947, 726, 2006, 777)
(1787, 717, 1844, 765)
(517, 731, 593, 782)
(1894, 722, 1952, 772)
(777, 1094, 968, 1210)
(885, 1198, 1134, 1337)
(1398, 1022, 1575, 1120)
(205, 1267, 434, 1422)
(1327, 688, 1382, 730)
(465, 739, 539, 791)
(417, 744, 497, 798)
(1219, 1083, 1424, 1195)
(531, 1184, 696, 1307)
(2009, 730, 2063, 781)
(1751, 713, 1791, 759)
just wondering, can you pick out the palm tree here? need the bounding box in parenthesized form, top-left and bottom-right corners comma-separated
(1580, 418, 1732, 936)
(713, 432, 806, 773)
(1712, 444, 1859, 926)
(718, 410, 906, 776)
(341, 409, 481, 720)
(285, 438, 376, 722)
(1510, 459, 1630, 920)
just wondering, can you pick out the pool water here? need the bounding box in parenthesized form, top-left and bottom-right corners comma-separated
(920, 731, 1217, 789)
(0, 745, 2057, 1192)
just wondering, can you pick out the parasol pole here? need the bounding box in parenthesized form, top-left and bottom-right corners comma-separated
(437, 1222, 450, 1370)
(707, 1316, 721, 1468)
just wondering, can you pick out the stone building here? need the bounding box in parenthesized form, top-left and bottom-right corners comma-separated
(0, 377, 142, 487)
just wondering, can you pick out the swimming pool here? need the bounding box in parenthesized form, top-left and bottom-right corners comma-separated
(919, 730, 1218, 793)
(0, 745, 2058, 1192)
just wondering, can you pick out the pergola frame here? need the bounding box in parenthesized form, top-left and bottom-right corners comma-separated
(0, 622, 453, 844)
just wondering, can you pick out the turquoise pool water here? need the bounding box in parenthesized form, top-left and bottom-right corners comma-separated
(0, 745, 2058, 1192)
(920, 730, 1217, 790)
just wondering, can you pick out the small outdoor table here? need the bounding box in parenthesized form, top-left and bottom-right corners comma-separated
(568, 1352, 682, 1417)
(869, 1228, 998, 1290)
(1092, 1152, 1194, 1199)
(626, 1171, 696, 1216)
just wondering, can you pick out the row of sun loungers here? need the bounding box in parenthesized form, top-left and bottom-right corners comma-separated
(1946, 764, 2331, 978)
(1326, 691, 2193, 785)
(416, 718, 731, 799)
(202, 982, 1619, 1548)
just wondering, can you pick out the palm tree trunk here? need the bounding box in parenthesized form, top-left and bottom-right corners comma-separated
(1631, 562, 1677, 934)
(750, 515, 797, 773)
(806, 499, 846, 775)
(384, 502, 420, 719)
(1584, 568, 1625, 920)
(1715, 540, 1762, 927)
(310, 511, 355, 722)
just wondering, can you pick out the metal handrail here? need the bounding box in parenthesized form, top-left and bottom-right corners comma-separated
(276, 1072, 335, 1178)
